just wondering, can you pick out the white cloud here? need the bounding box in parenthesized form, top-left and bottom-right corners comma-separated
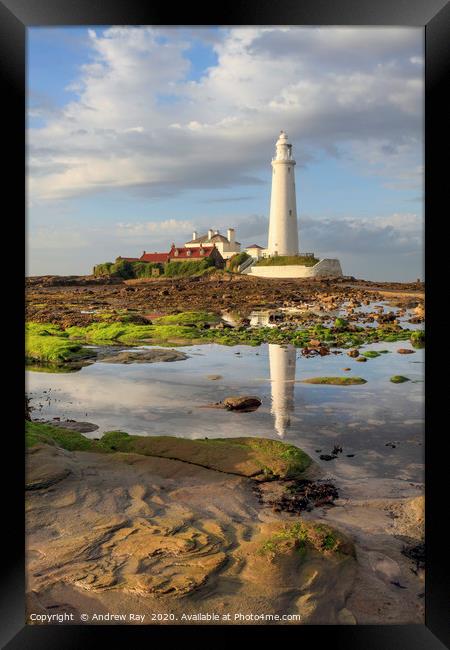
(28, 26, 424, 202)
(27, 211, 423, 281)
(116, 219, 193, 237)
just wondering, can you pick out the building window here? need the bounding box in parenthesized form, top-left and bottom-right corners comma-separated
(187, 250, 191, 256)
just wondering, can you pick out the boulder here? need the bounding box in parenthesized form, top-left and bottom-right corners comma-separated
(222, 396, 262, 412)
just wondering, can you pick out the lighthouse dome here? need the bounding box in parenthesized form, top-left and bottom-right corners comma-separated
(276, 130, 289, 145)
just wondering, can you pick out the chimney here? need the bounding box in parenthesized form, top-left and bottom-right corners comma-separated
(192, 231, 197, 241)
(208, 228, 213, 240)
(227, 228, 235, 243)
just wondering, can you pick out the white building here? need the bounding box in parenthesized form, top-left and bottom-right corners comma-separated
(267, 130, 299, 256)
(185, 228, 241, 260)
(244, 244, 265, 259)
(241, 130, 343, 278)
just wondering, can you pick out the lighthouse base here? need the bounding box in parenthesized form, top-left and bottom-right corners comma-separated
(243, 258, 343, 279)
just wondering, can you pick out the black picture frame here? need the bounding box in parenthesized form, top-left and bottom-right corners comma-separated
(2, 1, 448, 647)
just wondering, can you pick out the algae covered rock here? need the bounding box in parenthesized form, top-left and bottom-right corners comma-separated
(25, 421, 312, 481)
(301, 376, 366, 386)
(98, 348, 188, 364)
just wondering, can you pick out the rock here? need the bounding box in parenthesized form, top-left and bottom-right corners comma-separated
(402, 542, 425, 571)
(347, 349, 359, 358)
(222, 396, 262, 412)
(319, 454, 337, 461)
(390, 376, 410, 383)
(26, 446, 73, 490)
(43, 420, 99, 433)
(207, 374, 222, 381)
(25, 395, 31, 421)
(355, 357, 367, 362)
(397, 348, 415, 354)
(98, 349, 188, 364)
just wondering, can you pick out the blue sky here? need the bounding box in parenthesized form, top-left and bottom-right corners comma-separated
(27, 26, 424, 280)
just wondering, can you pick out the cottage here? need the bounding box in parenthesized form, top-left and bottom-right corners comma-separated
(184, 228, 240, 260)
(167, 243, 224, 267)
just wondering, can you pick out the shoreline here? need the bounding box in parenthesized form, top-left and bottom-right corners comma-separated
(25, 273, 425, 625)
(25, 423, 424, 626)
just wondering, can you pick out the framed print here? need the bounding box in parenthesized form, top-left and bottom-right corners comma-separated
(1, 0, 449, 647)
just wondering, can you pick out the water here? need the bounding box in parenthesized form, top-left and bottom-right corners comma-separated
(27, 339, 424, 483)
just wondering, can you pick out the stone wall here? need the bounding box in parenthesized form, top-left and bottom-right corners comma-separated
(245, 258, 343, 278)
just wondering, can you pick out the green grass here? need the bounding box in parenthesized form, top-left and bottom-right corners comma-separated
(390, 375, 410, 383)
(362, 350, 381, 358)
(255, 255, 319, 267)
(229, 251, 250, 271)
(93, 258, 215, 279)
(164, 258, 215, 277)
(301, 376, 367, 385)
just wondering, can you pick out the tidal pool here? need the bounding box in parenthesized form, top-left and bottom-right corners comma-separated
(27, 339, 424, 483)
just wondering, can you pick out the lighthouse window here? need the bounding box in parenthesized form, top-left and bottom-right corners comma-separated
(289, 210, 292, 215)
(288, 167, 291, 173)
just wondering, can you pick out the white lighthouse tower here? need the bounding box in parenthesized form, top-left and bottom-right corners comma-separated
(267, 130, 299, 256)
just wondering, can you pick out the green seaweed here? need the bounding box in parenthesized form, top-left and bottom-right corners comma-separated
(301, 376, 367, 385)
(153, 311, 220, 326)
(410, 330, 425, 348)
(258, 521, 346, 559)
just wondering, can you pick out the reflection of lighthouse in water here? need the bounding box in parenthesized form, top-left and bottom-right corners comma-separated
(268, 344, 297, 437)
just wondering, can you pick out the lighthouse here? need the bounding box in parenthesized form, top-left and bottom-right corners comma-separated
(267, 130, 299, 256)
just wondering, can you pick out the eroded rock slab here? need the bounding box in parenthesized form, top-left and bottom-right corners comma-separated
(42, 420, 99, 433)
(26, 444, 357, 625)
(97, 349, 188, 364)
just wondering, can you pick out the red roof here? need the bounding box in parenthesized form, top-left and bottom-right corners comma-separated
(119, 257, 140, 261)
(168, 245, 217, 260)
(140, 252, 170, 263)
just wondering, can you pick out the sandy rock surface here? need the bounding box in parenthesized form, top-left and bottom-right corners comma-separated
(26, 444, 424, 625)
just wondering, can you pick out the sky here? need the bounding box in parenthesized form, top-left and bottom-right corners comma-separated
(27, 26, 424, 281)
